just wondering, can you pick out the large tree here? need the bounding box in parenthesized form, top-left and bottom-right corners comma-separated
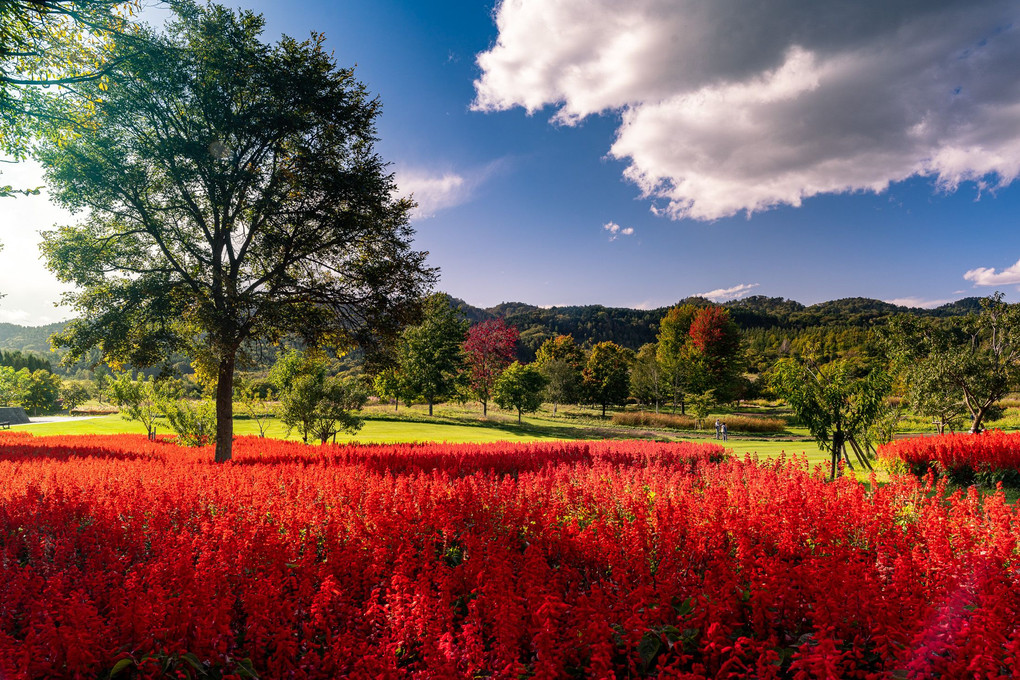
(38, 3, 434, 462)
(397, 294, 468, 416)
(656, 304, 700, 414)
(687, 305, 743, 402)
(534, 334, 585, 413)
(1, 0, 139, 168)
(885, 293, 1020, 434)
(493, 361, 546, 424)
(463, 318, 518, 416)
(583, 341, 633, 418)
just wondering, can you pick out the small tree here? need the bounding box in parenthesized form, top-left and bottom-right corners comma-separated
(0, 366, 28, 407)
(372, 368, 405, 411)
(535, 335, 585, 413)
(59, 380, 92, 412)
(689, 390, 715, 431)
(770, 359, 890, 479)
(110, 374, 162, 440)
(583, 341, 633, 418)
(158, 389, 216, 447)
(398, 294, 468, 416)
(281, 373, 367, 444)
(236, 379, 276, 438)
(21, 369, 61, 415)
(463, 319, 518, 416)
(630, 343, 664, 412)
(493, 362, 547, 424)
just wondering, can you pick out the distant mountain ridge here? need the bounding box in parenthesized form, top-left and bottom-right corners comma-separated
(0, 296, 986, 366)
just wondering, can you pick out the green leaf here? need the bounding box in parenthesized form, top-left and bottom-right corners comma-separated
(637, 632, 662, 672)
(180, 652, 205, 674)
(108, 658, 135, 678)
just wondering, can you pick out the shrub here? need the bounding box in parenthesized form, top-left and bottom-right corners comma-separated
(613, 410, 787, 433)
(878, 430, 1020, 485)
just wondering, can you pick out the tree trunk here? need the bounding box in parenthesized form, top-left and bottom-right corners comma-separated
(518, 409, 522, 424)
(553, 401, 558, 414)
(830, 429, 844, 480)
(482, 399, 487, 416)
(602, 402, 606, 418)
(214, 353, 236, 463)
(970, 406, 988, 434)
(428, 400, 433, 416)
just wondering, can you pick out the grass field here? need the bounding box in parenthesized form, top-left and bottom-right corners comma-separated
(15, 400, 852, 474)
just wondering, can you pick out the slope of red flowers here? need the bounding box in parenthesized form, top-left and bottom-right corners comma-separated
(2, 433, 1020, 679)
(879, 430, 1020, 481)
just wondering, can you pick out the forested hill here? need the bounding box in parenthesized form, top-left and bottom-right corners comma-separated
(0, 296, 987, 368)
(452, 295, 985, 360)
(0, 322, 66, 358)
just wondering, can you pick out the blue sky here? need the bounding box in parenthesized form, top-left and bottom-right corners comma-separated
(1, 0, 1019, 324)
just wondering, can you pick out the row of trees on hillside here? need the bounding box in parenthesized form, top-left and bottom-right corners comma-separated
(371, 295, 747, 421)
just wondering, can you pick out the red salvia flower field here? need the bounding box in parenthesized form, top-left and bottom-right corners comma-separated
(879, 430, 1020, 484)
(2, 432, 1020, 678)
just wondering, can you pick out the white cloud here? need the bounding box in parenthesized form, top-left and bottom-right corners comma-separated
(603, 221, 635, 241)
(474, 0, 1020, 220)
(963, 258, 1020, 286)
(395, 167, 471, 219)
(884, 296, 955, 309)
(696, 282, 760, 302)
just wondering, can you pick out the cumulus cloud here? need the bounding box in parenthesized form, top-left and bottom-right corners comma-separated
(696, 283, 760, 302)
(395, 168, 469, 219)
(884, 296, 955, 309)
(474, 0, 1020, 220)
(964, 258, 1020, 286)
(603, 221, 635, 241)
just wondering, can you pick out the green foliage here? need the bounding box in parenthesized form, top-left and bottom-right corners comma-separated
(397, 294, 468, 415)
(885, 293, 1020, 433)
(59, 380, 92, 411)
(535, 334, 585, 410)
(0, 0, 141, 159)
(629, 342, 664, 409)
(159, 396, 215, 447)
(281, 373, 367, 444)
(688, 390, 715, 430)
(492, 362, 547, 423)
(0, 349, 51, 372)
(770, 358, 890, 478)
(37, 2, 434, 461)
(372, 368, 406, 411)
(656, 304, 700, 413)
(583, 341, 633, 417)
(0, 366, 28, 407)
(109, 373, 162, 438)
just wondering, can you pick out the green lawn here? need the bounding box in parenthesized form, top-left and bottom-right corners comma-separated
(16, 402, 837, 461)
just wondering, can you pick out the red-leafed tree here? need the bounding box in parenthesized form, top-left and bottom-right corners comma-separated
(688, 306, 743, 401)
(463, 319, 519, 415)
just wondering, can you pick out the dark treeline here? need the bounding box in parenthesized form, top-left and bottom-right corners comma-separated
(0, 349, 52, 373)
